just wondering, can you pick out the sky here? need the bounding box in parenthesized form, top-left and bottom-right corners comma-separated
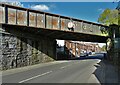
(21, 2, 118, 23)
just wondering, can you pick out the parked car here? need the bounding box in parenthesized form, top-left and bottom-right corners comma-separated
(80, 52, 88, 57)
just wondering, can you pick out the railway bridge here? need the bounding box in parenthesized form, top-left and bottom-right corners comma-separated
(0, 4, 109, 70)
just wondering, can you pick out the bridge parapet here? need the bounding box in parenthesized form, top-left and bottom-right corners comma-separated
(0, 3, 109, 37)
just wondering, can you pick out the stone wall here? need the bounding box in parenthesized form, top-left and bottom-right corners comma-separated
(0, 27, 56, 70)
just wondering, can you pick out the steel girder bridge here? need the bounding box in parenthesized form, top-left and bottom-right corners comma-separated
(0, 4, 109, 43)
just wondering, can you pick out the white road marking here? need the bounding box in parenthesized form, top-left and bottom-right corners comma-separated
(60, 65, 71, 69)
(19, 71, 52, 83)
(60, 66, 66, 69)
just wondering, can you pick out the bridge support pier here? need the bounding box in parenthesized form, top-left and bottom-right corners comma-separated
(0, 26, 57, 70)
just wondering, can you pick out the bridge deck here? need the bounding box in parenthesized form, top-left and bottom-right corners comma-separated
(0, 4, 109, 43)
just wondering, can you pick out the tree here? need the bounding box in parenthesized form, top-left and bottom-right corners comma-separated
(98, 8, 120, 62)
(98, 8, 118, 26)
(98, 8, 119, 37)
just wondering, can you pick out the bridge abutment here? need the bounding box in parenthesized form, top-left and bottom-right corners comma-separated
(0, 26, 56, 70)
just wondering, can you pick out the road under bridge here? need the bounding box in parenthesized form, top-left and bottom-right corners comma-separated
(0, 4, 109, 70)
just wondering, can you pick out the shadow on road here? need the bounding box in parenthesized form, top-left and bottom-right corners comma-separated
(68, 56, 103, 60)
(66, 53, 105, 60)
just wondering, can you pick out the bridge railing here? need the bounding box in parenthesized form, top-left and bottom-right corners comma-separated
(0, 4, 108, 36)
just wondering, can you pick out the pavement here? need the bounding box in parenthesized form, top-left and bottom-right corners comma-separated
(1, 54, 120, 84)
